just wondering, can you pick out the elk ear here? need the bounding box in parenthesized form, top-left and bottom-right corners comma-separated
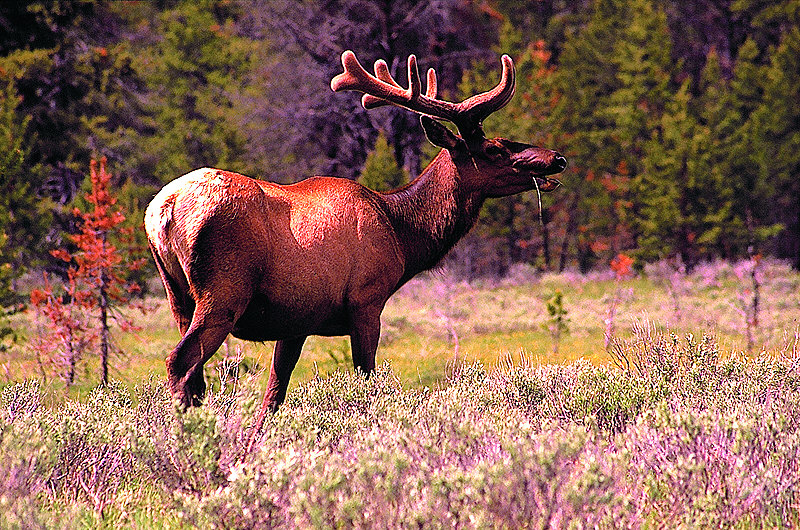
(421, 116, 462, 150)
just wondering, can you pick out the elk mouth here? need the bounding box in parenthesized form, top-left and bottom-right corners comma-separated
(531, 174, 562, 192)
(512, 152, 567, 192)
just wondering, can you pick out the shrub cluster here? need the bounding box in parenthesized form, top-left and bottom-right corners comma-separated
(1, 327, 799, 528)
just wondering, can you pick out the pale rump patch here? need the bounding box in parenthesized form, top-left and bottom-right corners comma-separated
(145, 169, 208, 253)
(144, 169, 235, 254)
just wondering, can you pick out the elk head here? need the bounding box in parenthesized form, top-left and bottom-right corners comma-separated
(330, 50, 566, 198)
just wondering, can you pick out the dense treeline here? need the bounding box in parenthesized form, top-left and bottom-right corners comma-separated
(1, 0, 798, 295)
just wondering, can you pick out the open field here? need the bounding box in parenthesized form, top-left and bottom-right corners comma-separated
(1, 259, 799, 527)
(4, 259, 799, 399)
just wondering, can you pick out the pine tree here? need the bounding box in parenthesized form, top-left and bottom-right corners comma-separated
(135, 0, 257, 181)
(31, 158, 147, 386)
(358, 131, 408, 192)
(754, 26, 800, 267)
(0, 82, 52, 350)
(701, 39, 781, 260)
(0, 1, 148, 191)
(553, 0, 676, 269)
(636, 81, 716, 265)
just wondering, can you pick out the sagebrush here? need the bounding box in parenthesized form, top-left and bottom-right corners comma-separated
(1, 323, 799, 528)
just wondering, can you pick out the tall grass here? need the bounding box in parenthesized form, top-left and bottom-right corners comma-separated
(2, 321, 799, 528)
(5, 258, 799, 398)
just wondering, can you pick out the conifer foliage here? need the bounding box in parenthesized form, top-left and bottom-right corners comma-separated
(358, 131, 408, 192)
(0, 82, 52, 349)
(2, 0, 800, 277)
(30, 158, 146, 388)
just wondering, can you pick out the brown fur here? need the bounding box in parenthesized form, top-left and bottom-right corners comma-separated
(145, 52, 567, 414)
(145, 143, 564, 411)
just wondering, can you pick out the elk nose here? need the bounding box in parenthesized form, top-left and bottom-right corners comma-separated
(553, 154, 567, 172)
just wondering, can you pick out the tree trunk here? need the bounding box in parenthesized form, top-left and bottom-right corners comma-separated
(99, 228, 110, 386)
(66, 341, 76, 388)
(558, 196, 580, 272)
(99, 274, 110, 386)
(558, 224, 571, 272)
(795, 197, 800, 270)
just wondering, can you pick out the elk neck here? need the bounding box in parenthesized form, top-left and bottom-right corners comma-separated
(379, 149, 484, 283)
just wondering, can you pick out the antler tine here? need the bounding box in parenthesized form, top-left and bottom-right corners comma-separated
(331, 50, 515, 137)
(330, 51, 379, 94)
(374, 59, 401, 88)
(363, 56, 422, 110)
(460, 54, 516, 125)
(332, 51, 408, 110)
(425, 68, 437, 98)
(407, 55, 421, 99)
(363, 59, 403, 109)
(364, 57, 428, 109)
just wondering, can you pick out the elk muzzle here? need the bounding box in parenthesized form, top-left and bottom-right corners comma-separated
(511, 148, 567, 192)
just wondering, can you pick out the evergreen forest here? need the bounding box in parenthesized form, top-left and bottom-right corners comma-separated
(1, 0, 799, 297)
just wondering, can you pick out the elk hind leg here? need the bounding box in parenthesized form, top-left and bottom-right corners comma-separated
(150, 243, 194, 335)
(167, 304, 239, 408)
(262, 336, 307, 413)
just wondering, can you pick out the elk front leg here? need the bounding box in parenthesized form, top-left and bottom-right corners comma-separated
(262, 336, 307, 412)
(349, 308, 381, 375)
(249, 336, 307, 450)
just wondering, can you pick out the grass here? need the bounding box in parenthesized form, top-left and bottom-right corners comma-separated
(2, 330, 799, 528)
(3, 258, 799, 400)
(1, 258, 799, 527)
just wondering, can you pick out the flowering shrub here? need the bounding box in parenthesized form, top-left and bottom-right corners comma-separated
(1, 331, 799, 527)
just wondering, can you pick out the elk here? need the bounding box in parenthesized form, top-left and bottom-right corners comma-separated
(144, 50, 566, 413)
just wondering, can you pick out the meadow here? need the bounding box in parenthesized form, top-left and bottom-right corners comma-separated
(8, 257, 800, 398)
(1, 258, 799, 527)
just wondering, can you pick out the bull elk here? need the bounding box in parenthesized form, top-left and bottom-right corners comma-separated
(144, 50, 566, 413)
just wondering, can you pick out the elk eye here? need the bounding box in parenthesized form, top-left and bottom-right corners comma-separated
(484, 144, 504, 158)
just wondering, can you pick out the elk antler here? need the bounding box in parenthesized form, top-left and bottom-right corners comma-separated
(331, 50, 516, 139)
